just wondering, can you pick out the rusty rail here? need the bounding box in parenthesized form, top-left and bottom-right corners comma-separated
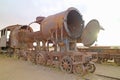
(96, 74, 120, 80)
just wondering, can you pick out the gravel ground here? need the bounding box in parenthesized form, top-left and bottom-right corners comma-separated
(0, 54, 120, 80)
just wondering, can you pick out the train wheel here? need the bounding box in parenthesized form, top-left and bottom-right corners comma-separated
(13, 49, 19, 59)
(36, 53, 47, 65)
(86, 62, 96, 73)
(60, 56, 73, 73)
(101, 58, 108, 63)
(73, 64, 86, 76)
(27, 52, 33, 62)
(7, 48, 14, 57)
(22, 51, 27, 61)
(16, 50, 27, 61)
(114, 58, 120, 66)
(97, 57, 102, 63)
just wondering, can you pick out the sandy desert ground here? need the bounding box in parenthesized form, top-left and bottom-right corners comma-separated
(0, 54, 120, 80)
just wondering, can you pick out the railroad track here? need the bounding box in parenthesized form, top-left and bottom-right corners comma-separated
(95, 74, 120, 80)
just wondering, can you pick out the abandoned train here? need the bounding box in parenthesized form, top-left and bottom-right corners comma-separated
(0, 7, 102, 75)
(78, 46, 120, 65)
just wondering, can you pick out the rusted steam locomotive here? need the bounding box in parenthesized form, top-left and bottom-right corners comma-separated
(0, 7, 102, 75)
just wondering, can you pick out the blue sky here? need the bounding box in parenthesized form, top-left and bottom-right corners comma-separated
(0, 0, 120, 46)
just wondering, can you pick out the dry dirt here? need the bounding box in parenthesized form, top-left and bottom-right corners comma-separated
(0, 54, 120, 80)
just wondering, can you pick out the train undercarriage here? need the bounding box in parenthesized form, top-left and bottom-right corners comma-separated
(13, 48, 96, 75)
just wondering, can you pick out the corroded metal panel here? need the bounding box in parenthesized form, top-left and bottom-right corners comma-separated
(81, 19, 103, 47)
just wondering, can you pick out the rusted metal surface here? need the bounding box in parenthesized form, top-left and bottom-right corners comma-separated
(80, 19, 103, 47)
(35, 7, 84, 41)
(10, 25, 33, 48)
(6, 24, 21, 31)
(36, 16, 45, 24)
(9, 25, 21, 48)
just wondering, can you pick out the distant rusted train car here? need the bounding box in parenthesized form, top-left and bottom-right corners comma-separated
(0, 25, 20, 54)
(78, 46, 120, 65)
(0, 24, 34, 58)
